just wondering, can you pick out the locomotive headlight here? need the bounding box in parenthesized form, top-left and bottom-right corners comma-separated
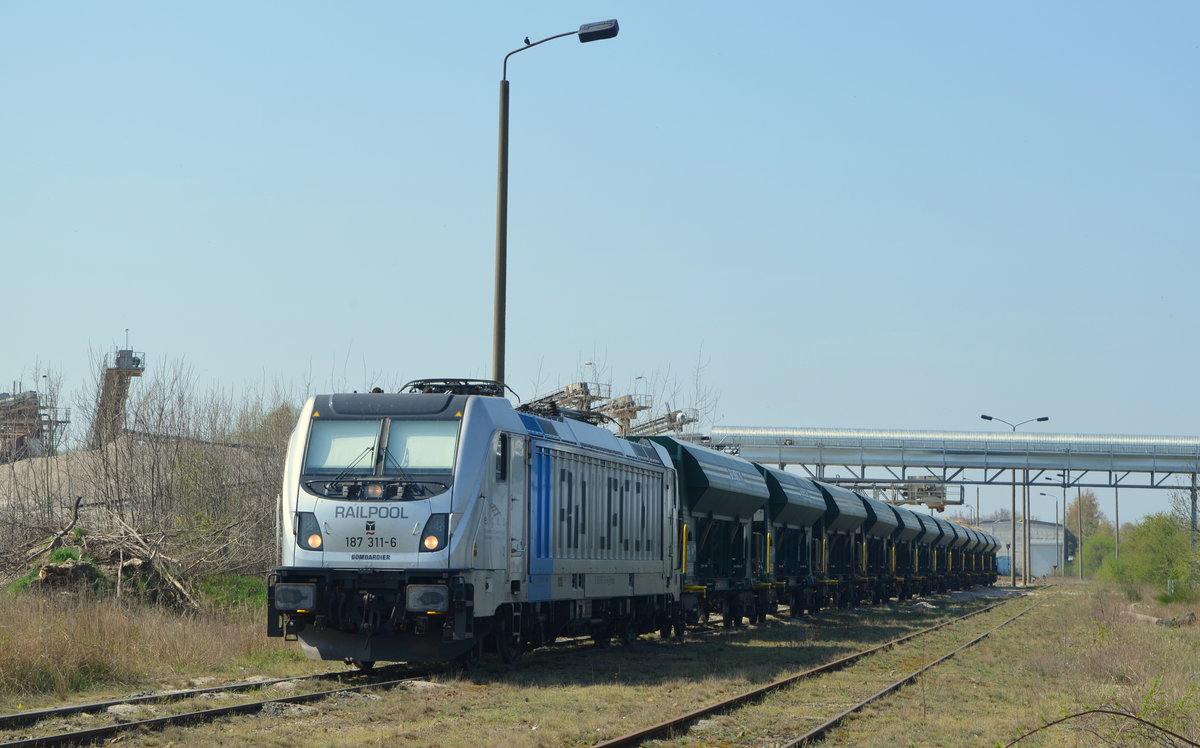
(296, 512, 324, 551)
(419, 513, 448, 552)
(405, 584, 449, 613)
(274, 583, 316, 611)
(364, 483, 385, 499)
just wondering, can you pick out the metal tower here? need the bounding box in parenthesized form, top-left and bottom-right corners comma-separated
(89, 348, 145, 449)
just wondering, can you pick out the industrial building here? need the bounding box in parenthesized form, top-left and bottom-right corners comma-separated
(978, 518, 1067, 578)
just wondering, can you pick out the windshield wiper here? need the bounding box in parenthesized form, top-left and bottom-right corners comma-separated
(381, 446, 417, 483)
(326, 446, 374, 491)
(379, 448, 452, 498)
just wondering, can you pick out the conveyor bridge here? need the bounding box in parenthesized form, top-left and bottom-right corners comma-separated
(709, 426, 1200, 493)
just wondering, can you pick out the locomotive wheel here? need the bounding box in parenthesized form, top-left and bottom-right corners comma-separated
(496, 614, 523, 665)
(454, 641, 482, 672)
(352, 659, 375, 672)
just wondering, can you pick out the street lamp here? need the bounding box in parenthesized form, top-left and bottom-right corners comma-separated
(493, 20, 620, 385)
(1040, 492, 1060, 576)
(980, 414, 1049, 587)
(1047, 471, 1080, 579)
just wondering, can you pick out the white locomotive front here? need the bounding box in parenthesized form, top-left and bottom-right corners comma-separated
(268, 380, 679, 666)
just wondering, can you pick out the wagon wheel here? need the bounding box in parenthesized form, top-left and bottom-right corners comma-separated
(591, 621, 612, 648)
(620, 623, 637, 646)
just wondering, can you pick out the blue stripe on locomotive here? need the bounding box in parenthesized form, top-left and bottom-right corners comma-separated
(528, 442, 554, 600)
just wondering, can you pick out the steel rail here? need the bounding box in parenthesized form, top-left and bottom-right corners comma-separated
(782, 601, 1038, 746)
(0, 664, 417, 731)
(594, 594, 1025, 748)
(0, 671, 434, 748)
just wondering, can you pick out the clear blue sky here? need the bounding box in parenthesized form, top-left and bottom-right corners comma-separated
(4, 3, 1197, 522)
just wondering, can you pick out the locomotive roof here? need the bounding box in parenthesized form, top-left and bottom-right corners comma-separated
(312, 392, 468, 417)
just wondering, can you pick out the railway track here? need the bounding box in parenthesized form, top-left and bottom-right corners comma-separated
(1, 594, 1028, 747)
(0, 664, 433, 747)
(596, 593, 1036, 747)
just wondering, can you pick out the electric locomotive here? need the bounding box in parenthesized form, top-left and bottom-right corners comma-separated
(268, 379, 679, 667)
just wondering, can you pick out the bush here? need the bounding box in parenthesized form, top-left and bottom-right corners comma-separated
(1154, 583, 1197, 605)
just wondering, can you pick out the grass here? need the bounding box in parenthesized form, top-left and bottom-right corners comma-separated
(197, 574, 267, 611)
(0, 590, 312, 706)
(824, 581, 1200, 746)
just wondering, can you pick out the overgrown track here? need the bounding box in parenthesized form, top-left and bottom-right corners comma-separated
(596, 593, 1036, 747)
(0, 665, 434, 747)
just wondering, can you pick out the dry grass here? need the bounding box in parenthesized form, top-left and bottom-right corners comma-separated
(0, 592, 309, 707)
(826, 581, 1200, 747)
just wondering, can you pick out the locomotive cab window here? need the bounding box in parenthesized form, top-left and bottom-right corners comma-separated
(302, 417, 459, 500)
(304, 420, 382, 475)
(382, 420, 458, 474)
(495, 433, 509, 482)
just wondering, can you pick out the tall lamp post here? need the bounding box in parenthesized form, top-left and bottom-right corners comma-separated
(1046, 472, 1076, 578)
(1040, 492, 1060, 575)
(493, 20, 619, 385)
(981, 414, 1049, 587)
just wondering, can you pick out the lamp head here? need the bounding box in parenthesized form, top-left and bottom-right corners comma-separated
(578, 19, 619, 42)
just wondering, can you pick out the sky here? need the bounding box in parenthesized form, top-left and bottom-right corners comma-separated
(4, 3, 1198, 524)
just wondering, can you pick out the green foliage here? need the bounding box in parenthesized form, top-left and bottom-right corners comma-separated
(1081, 529, 1115, 577)
(7, 542, 104, 594)
(7, 571, 39, 594)
(48, 546, 81, 563)
(1097, 511, 1198, 596)
(199, 574, 267, 610)
(1064, 491, 1109, 544)
(1154, 585, 1196, 604)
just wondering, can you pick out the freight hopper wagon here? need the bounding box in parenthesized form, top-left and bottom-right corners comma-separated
(638, 436, 771, 631)
(753, 465, 828, 618)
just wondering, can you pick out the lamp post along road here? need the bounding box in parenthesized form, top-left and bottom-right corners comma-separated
(981, 414, 1048, 587)
(492, 20, 619, 385)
